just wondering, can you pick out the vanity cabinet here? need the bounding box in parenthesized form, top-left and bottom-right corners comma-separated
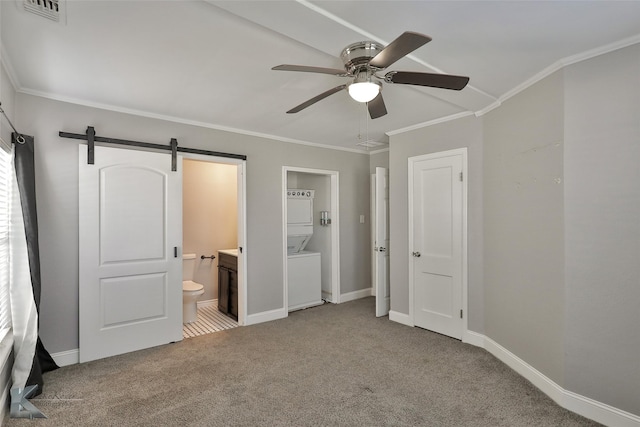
(218, 251, 238, 320)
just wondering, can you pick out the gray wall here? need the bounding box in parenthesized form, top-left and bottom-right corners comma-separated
(564, 44, 640, 414)
(484, 71, 566, 386)
(14, 93, 372, 354)
(389, 115, 484, 333)
(369, 149, 389, 173)
(0, 61, 15, 145)
(388, 44, 640, 415)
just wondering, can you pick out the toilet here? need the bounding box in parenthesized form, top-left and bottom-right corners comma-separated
(182, 253, 205, 324)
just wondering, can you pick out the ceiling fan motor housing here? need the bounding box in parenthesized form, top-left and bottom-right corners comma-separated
(340, 41, 385, 74)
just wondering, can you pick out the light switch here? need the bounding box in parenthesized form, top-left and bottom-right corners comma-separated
(360, 214, 365, 224)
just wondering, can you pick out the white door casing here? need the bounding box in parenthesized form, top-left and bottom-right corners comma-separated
(409, 148, 467, 340)
(79, 145, 182, 362)
(374, 167, 390, 317)
(282, 167, 340, 310)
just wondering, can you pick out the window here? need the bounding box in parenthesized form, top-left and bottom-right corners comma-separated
(0, 138, 11, 330)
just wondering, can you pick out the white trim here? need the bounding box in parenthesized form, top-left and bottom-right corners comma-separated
(50, 348, 79, 367)
(483, 336, 640, 427)
(388, 310, 413, 327)
(180, 154, 247, 327)
(197, 299, 217, 308)
(244, 308, 287, 326)
(385, 321, 640, 427)
(386, 111, 475, 137)
(407, 148, 468, 339)
(15, 87, 368, 154)
(367, 147, 389, 156)
(340, 288, 372, 303)
(476, 35, 640, 117)
(462, 330, 484, 348)
(237, 161, 248, 326)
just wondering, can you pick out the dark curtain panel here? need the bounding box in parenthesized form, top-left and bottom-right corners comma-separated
(12, 133, 58, 395)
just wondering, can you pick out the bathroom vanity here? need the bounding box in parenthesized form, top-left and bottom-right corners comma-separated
(218, 249, 238, 320)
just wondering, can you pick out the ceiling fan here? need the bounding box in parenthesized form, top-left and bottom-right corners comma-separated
(272, 31, 470, 119)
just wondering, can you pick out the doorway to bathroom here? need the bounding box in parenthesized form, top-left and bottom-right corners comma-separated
(182, 154, 246, 338)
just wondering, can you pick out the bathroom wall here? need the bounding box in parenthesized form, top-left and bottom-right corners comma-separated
(183, 159, 237, 301)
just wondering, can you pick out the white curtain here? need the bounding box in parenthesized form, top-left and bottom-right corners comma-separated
(9, 145, 38, 390)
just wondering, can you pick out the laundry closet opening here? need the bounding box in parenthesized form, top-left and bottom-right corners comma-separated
(182, 158, 242, 338)
(284, 167, 340, 312)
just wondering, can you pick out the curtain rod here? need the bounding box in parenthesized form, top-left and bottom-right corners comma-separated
(0, 102, 26, 144)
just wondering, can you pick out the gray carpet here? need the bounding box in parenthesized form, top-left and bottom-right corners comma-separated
(6, 297, 600, 426)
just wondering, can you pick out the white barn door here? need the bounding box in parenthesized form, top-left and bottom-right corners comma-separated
(410, 149, 466, 340)
(79, 145, 182, 362)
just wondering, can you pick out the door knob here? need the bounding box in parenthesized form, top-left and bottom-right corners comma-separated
(412, 251, 421, 257)
(379, 247, 386, 252)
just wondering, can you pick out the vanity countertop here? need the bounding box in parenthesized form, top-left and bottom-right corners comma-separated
(218, 249, 238, 257)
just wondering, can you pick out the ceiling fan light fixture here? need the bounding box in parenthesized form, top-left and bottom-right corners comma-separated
(348, 81, 380, 103)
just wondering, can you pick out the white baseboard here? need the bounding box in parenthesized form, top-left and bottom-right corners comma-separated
(388, 310, 414, 327)
(483, 336, 640, 427)
(197, 299, 217, 308)
(340, 288, 372, 303)
(386, 318, 639, 425)
(245, 307, 287, 326)
(322, 291, 337, 303)
(462, 330, 485, 348)
(51, 349, 79, 367)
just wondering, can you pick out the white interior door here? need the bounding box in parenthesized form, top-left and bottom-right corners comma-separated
(411, 151, 465, 339)
(79, 145, 182, 362)
(374, 167, 390, 317)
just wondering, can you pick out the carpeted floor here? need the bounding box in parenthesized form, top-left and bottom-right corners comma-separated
(5, 297, 600, 426)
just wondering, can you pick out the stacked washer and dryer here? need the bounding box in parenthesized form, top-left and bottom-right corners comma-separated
(287, 189, 322, 311)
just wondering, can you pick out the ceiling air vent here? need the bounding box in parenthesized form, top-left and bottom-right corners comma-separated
(356, 140, 387, 149)
(22, 0, 61, 22)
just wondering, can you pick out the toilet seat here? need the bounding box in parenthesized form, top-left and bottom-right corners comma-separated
(183, 280, 204, 293)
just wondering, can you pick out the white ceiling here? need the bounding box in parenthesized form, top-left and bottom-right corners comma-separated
(2, 1, 640, 152)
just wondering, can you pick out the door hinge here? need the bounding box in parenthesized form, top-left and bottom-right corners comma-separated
(459, 171, 463, 182)
(460, 309, 463, 319)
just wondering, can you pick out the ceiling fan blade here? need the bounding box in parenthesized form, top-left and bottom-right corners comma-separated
(368, 93, 387, 119)
(386, 71, 469, 90)
(369, 32, 432, 69)
(287, 85, 347, 114)
(272, 64, 350, 77)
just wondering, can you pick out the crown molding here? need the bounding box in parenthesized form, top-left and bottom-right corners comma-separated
(368, 147, 389, 155)
(476, 34, 640, 117)
(17, 87, 370, 155)
(386, 111, 475, 137)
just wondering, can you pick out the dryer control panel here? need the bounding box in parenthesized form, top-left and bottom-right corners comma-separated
(287, 189, 314, 199)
